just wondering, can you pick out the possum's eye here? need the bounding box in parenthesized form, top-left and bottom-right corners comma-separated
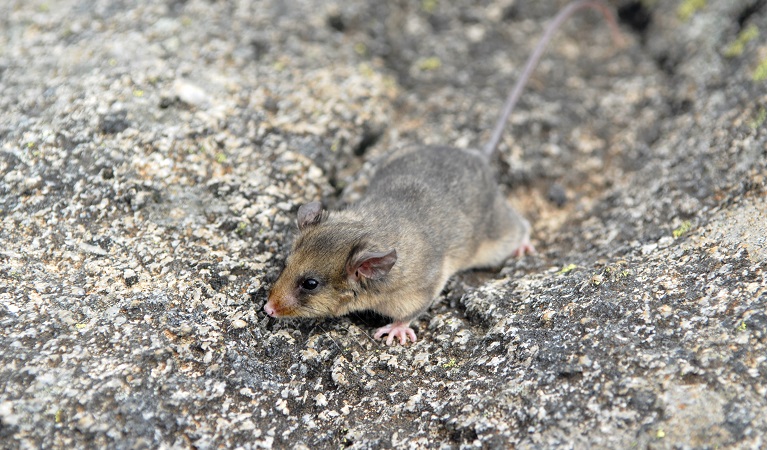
(300, 278, 320, 291)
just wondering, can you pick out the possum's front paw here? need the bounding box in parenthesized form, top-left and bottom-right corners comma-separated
(374, 321, 417, 346)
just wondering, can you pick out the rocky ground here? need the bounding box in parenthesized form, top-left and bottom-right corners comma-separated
(1, 0, 765, 448)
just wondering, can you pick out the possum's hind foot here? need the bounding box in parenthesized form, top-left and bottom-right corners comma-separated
(512, 239, 536, 257)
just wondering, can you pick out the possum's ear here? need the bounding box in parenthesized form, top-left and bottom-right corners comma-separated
(347, 249, 397, 281)
(297, 202, 325, 230)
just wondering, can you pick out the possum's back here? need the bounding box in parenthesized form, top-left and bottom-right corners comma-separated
(356, 146, 501, 262)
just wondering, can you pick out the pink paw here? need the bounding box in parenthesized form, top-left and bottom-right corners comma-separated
(374, 321, 417, 346)
(513, 240, 536, 257)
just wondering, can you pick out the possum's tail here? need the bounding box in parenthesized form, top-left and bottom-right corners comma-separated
(482, 0, 623, 159)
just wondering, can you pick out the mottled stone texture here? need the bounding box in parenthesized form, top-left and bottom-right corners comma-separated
(1, 0, 765, 449)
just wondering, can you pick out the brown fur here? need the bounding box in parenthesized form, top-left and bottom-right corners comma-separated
(265, 146, 531, 326)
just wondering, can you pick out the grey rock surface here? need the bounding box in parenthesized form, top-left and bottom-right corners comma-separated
(1, 0, 765, 448)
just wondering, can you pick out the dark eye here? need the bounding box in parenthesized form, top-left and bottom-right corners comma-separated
(300, 278, 319, 291)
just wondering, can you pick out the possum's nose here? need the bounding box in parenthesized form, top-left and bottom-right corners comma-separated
(264, 300, 277, 317)
(265, 286, 298, 317)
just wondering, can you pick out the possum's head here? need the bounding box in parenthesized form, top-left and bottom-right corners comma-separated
(264, 202, 397, 318)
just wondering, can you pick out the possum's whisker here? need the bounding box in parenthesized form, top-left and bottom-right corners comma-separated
(314, 321, 343, 353)
(349, 322, 377, 345)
